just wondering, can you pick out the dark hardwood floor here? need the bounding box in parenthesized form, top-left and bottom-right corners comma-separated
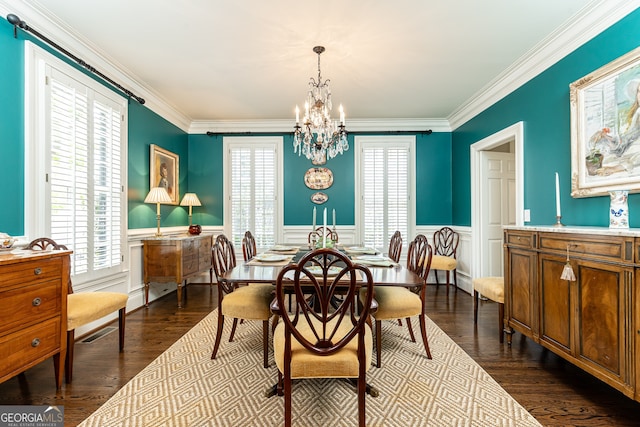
(1, 283, 639, 426)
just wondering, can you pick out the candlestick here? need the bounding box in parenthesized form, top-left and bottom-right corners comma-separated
(555, 172, 561, 217)
(312, 206, 316, 231)
(323, 208, 327, 248)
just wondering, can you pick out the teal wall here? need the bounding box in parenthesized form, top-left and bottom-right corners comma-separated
(451, 8, 640, 227)
(0, 18, 24, 235)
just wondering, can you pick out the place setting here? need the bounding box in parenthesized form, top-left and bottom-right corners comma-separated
(247, 252, 295, 266)
(350, 254, 398, 268)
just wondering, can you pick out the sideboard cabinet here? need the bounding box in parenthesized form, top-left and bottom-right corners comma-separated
(504, 227, 639, 402)
(143, 234, 213, 308)
(0, 250, 71, 389)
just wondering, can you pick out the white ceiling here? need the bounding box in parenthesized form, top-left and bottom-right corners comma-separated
(2, 0, 638, 131)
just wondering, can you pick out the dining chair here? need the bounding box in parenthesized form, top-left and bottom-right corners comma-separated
(364, 234, 433, 367)
(308, 226, 338, 246)
(242, 230, 257, 261)
(431, 226, 460, 295)
(210, 234, 274, 368)
(26, 237, 128, 384)
(272, 248, 375, 427)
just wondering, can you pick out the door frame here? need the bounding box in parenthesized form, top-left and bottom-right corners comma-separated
(470, 121, 524, 279)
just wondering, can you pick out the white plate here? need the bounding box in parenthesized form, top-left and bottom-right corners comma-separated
(270, 245, 296, 252)
(255, 253, 288, 262)
(346, 246, 376, 254)
(0, 247, 15, 252)
(306, 266, 342, 277)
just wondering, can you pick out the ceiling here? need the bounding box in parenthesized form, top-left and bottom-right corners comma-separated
(2, 0, 637, 131)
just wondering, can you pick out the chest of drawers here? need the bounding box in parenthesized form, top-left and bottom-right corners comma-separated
(0, 250, 71, 389)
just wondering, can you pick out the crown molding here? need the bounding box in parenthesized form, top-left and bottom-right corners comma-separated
(189, 118, 451, 134)
(448, 0, 640, 130)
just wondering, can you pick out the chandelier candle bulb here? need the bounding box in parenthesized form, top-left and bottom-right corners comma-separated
(340, 105, 345, 125)
(295, 106, 300, 124)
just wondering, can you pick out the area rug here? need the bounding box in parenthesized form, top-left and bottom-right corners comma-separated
(78, 311, 541, 426)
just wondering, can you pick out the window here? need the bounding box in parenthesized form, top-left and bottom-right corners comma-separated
(223, 137, 282, 250)
(25, 42, 127, 282)
(355, 136, 415, 252)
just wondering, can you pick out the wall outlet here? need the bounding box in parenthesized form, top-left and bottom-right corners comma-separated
(524, 209, 531, 222)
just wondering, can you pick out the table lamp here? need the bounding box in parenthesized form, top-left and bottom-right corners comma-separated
(144, 187, 172, 237)
(180, 193, 202, 235)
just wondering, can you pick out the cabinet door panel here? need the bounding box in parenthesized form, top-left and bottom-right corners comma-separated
(578, 263, 622, 375)
(540, 255, 571, 352)
(508, 249, 536, 335)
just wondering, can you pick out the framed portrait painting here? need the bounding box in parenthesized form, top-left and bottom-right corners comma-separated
(570, 46, 640, 197)
(150, 144, 179, 204)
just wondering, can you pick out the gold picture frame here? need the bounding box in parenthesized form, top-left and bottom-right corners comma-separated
(150, 144, 179, 204)
(570, 46, 640, 197)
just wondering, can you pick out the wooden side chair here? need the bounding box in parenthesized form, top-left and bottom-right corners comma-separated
(27, 237, 128, 384)
(272, 248, 376, 427)
(387, 230, 403, 263)
(210, 234, 274, 368)
(242, 230, 257, 261)
(364, 234, 433, 367)
(431, 227, 460, 295)
(308, 226, 338, 246)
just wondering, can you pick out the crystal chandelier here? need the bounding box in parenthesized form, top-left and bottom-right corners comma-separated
(294, 46, 348, 165)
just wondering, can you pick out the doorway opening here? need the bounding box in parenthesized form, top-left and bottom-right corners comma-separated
(470, 122, 524, 279)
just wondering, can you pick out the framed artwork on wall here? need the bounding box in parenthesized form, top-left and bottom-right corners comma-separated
(150, 144, 179, 204)
(570, 46, 640, 197)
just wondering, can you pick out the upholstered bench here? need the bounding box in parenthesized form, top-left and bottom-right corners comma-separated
(472, 277, 504, 343)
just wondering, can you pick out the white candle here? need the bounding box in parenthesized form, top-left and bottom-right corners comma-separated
(555, 172, 561, 217)
(339, 104, 345, 125)
(323, 208, 327, 248)
(312, 206, 316, 231)
(156, 202, 161, 217)
(333, 208, 336, 229)
(295, 106, 300, 124)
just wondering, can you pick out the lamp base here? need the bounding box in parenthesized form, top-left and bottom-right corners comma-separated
(188, 224, 202, 235)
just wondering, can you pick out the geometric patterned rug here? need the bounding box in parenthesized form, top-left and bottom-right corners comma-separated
(78, 310, 542, 426)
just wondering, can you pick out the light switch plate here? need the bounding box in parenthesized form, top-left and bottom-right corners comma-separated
(524, 209, 531, 222)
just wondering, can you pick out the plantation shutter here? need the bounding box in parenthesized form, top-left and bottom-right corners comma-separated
(229, 143, 277, 249)
(48, 68, 123, 277)
(361, 144, 410, 252)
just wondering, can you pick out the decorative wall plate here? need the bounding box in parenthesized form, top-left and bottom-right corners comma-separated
(304, 167, 333, 190)
(311, 192, 328, 204)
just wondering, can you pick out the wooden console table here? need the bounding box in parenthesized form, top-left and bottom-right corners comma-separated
(504, 226, 640, 402)
(0, 249, 71, 389)
(143, 234, 213, 308)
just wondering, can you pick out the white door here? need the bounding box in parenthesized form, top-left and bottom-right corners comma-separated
(481, 151, 516, 276)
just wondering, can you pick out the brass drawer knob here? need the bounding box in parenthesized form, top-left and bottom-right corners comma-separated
(32, 297, 42, 306)
(34, 267, 42, 275)
(31, 338, 40, 347)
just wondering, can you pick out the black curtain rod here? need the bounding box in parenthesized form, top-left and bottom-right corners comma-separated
(7, 13, 145, 105)
(206, 129, 433, 136)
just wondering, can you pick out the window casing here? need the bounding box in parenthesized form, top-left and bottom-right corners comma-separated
(355, 136, 415, 253)
(223, 137, 283, 250)
(25, 42, 127, 283)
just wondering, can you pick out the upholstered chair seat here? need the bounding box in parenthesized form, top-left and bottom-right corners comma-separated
(273, 316, 372, 379)
(67, 293, 128, 331)
(473, 276, 505, 343)
(430, 255, 457, 271)
(368, 286, 421, 320)
(221, 283, 274, 320)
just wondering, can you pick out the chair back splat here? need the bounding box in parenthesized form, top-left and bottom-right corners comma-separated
(272, 248, 375, 427)
(431, 227, 460, 294)
(387, 230, 402, 263)
(242, 231, 257, 261)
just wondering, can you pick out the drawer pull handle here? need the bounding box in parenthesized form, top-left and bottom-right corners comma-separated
(31, 338, 40, 347)
(34, 267, 42, 275)
(32, 297, 42, 306)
